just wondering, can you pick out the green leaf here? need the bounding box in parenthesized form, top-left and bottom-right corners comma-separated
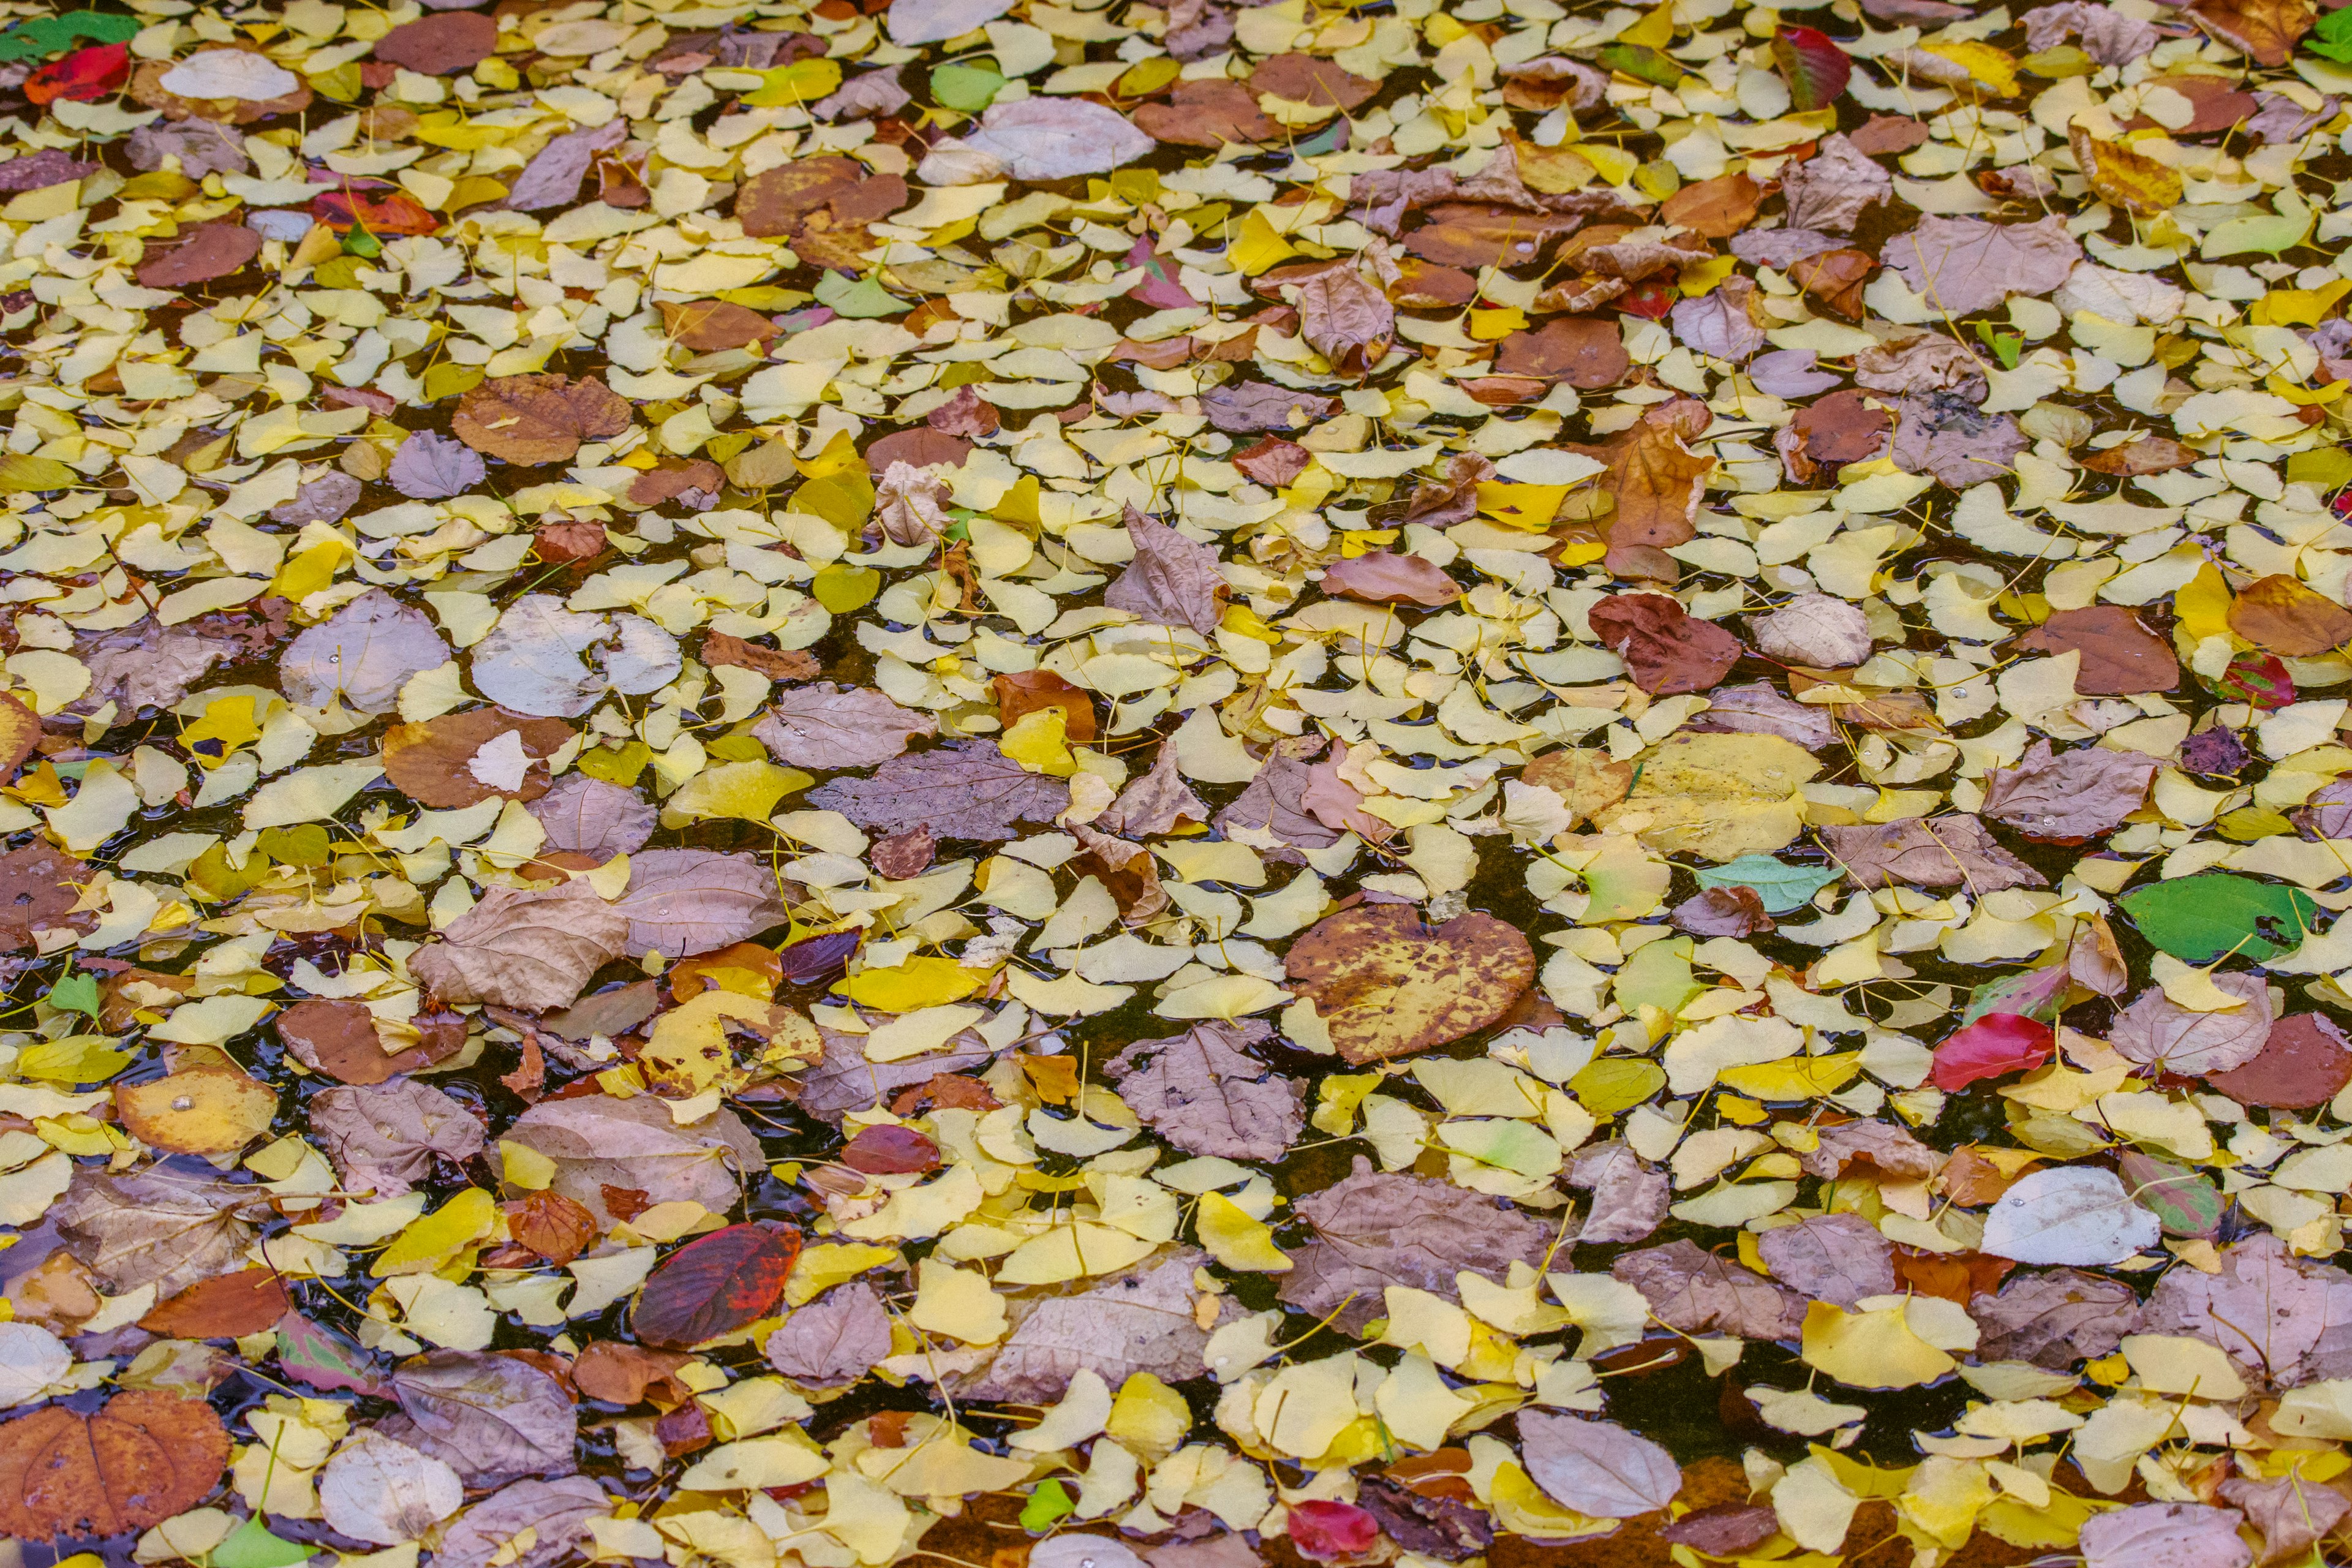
(2117, 1150, 2223, 1239)
(813, 269, 911, 318)
(1020, 1479, 1076, 1531)
(1595, 42, 1681, 88)
(212, 1518, 315, 1568)
(932, 62, 1005, 113)
(1961, 964, 2071, 1026)
(0, 10, 140, 63)
(45, 971, 99, 1019)
(1694, 854, 1841, 914)
(2311, 6, 2352, 62)
(2117, 872, 2317, 965)
(275, 1313, 390, 1398)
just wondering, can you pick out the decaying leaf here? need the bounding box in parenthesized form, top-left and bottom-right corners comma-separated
(1285, 905, 1534, 1065)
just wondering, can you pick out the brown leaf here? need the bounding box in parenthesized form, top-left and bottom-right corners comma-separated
(1586, 592, 1743, 695)
(807, 740, 1069, 842)
(735, 156, 864, 235)
(1520, 748, 1634, 826)
(1754, 1212, 1896, 1306)
(1295, 265, 1393, 379)
(527, 775, 656, 864)
(2078, 434, 2199, 475)
(1104, 1020, 1304, 1161)
(0, 1391, 231, 1540)
(1671, 884, 1773, 937)
(1981, 739, 2157, 842)
(1133, 78, 1276, 145)
(451, 374, 631, 466)
(1321, 550, 1460, 607)
(865, 428, 971, 471)
(311, 1079, 487, 1197)
(1493, 316, 1629, 388)
(1879, 215, 2082, 316)
(1781, 135, 1893, 233)
(374, 10, 496, 74)
(602, 849, 788, 959)
(1277, 1158, 1553, 1333)
(1404, 204, 1585, 268)
(2013, 605, 2180, 695)
(1564, 397, 1716, 579)
(1390, 258, 1480, 308)
(1847, 114, 1929, 154)
(1790, 388, 1890, 467)
(961, 1249, 1232, 1401)
(1201, 380, 1338, 433)
(0, 843, 96, 952)
(632, 1222, 801, 1349)
(383, 707, 573, 809)
(766, 1283, 894, 1388)
(1819, 813, 2045, 892)
(1569, 1141, 1668, 1244)
(1800, 1119, 1942, 1181)
(505, 1095, 763, 1226)
(926, 384, 1000, 439)
(2228, 572, 2352, 655)
(138, 1268, 289, 1339)
(1098, 743, 1209, 838)
(701, 630, 820, 684)
(1248, 52, 1378, 108)
(1105, 507, 1228, 634)
(992, 669, 1097, 744)
(382, 1349, 577, 1487)
(409, 880, 630, 1011)
(1611, 1240, 1805, 1340)
(1786, 246, 1875, 320)
(535, 519, 607, 562)
(53, 1167, 260, 1298)
(2183, 0, 2312, 65)
(2219, 1473, 2349, 1563)
(1285, 903, 1534, 1065)
(2204, 1012, 2352, 1109)
(0, 690, 39, 783)
(505, 1191, 599, 1266)
(134, 222, 261, 288)
(565, 1343, 687, 1411)
(1659, 172, 1762, 238)
(1658, 1506, 1781, 1556)
(657, 299, 779, 351)
(753, 683, 938, 769)
(2110, 973, 2272, 1076)
(1970, 1267, 2142, 1366)
(2125, 74, 2260, 135)
(626, 458, 723, 508)
(1888, 391, 2028, 489)
(870, 826, 937, 880)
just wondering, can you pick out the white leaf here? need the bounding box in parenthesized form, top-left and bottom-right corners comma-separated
(888, 0, 1016, 45)
(1981, 1166, 2160, 1266)
(318, 1433, 465, 1546)
(467, 729, 532, 791)
(159, 50, 301, 102)
(961, 99, 1152, 181)
(0, 1322, 70, 1409)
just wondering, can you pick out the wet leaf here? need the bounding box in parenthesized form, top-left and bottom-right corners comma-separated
(1284, 905, 1534, 1065)
(632, 1221, 802, 1348)
(0, 1392, 230, 1540)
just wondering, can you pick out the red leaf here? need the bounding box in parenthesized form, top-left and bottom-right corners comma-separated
(311, 187, 442, 236)
(630, 1221, 802, 1349)
(840, 1123, 940, 1175)
(1772, 26, 1852, 113)
(27, 42, 129, 105)
(1289, 1501, 1381, 1560)
(1931, 1012, 2054, 1092)
(1617, 279, 1676, 320)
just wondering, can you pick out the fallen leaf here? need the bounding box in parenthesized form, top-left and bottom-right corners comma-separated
(2078, 1502, 2253, 1568)
(1277, 1157, 1553, 1333)
(608, 849, 791, 959)
(134, 222, 260, 288)
(1587, 593, 1743, 694)
(409, 880, 630, 1010)
(2182, 0, 2312, 66)
(753, 684, 937, 769)
(2204, 1012, 2352, 1107)
(1612, 1240, 1805, 1340)
(452, 374, 632, 466)
(138, 1267, 290, 1339)
(961, 97, 1152, 179)
(0, 1391, 230, 1540)
(311, 1079, 488, 1197)
(1880, 215, 2081, 315)
(116, 1068, 277, 1155)
(388, 431, 490, 500)
(766, 1283, 895, 1387)
(432, 1479, 612, 1568)
(1106, 508, 1229, 635)
(2228, 573, 2352, 655)
(1284, 904, 1535, 1065)
(528, 775, 658, 863)
(1756, 1212, 1897, 1306)
(2013, 606, 2179, 694)
(1517, 1414, 1681, 1519)
(320, 1433, 466, 1547)
(383, 707, 573, 809)
(503, 1095, 763, 1228)
(633, 1221, 803, 1348)
(1980, 1166, 2161, 1266)
(807, 740, 1071, 842)
(1104, 1020, 1305, 1161)
(2109, 972, 2272, 1076)
(382, 1349, 578, 1487)
(279, 589, 453, 714)
(1980, 740, 2158, 842)
(962, 1249, 1231, 1400)
(375, 11, 497, 75)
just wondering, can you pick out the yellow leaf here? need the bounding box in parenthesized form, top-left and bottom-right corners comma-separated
(998, 707, 1076, 775)
(375, 1187, 497, 1277)
(1716, 1052, 1864, 1100)
(1801, 1300, 1956, 1390)
(842, 956, 990, 1011)
(658, 760, 810, 828)
(1476, 481, 1571, 529)
(908, 1257, 1007, 1345)
(1196, 1191, 1291, 1272)
(1229, 208, 1298, 276)
(1919, 40, 2017, 95)
(115, 1068, 277, 1156)
(2251, 279, 2352, 325)
(2068, 127, 2183, 217)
